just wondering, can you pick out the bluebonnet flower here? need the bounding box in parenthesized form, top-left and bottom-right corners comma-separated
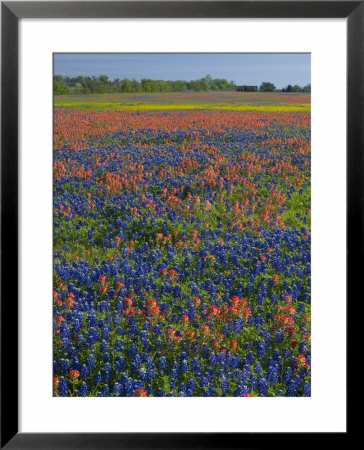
(102, 384, 110, 396)
(286, 378, 300, 397)
(58, 377, 68, 396)
(267, 365, 279, 383)
(115, 356, 125, 372)
(220, 377, 229, 392)
(283, 367, 293, 384)
(80, 364, 89, 379)
(139, 368, 148, 382)
(180, 360, 189, 374)
(94, 372, 102, 384)
(87, 354, 95, 370)
(79, 382, 89, 396)
(59, 359, 70, 374)
(258, 377, 268, 396)
(303, 381, 311, 397)
(128, 344, 137, 359)
(158, 356, 168, 374)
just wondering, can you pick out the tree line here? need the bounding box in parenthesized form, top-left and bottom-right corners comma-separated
(258, 82, 311, 93)
(54, 74, 311, 95)
(53, 74, 237, 95)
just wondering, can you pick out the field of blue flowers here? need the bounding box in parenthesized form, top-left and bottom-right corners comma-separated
(53, 107, 311, 397)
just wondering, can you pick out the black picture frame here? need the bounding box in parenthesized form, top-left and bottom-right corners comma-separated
(1, 1, 358, 448)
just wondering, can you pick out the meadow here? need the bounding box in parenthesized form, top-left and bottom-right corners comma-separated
(53, 92, 311, 397)
(54, 91, 311, 111)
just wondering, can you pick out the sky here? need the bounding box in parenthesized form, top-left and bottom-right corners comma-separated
(54, 53, 310, 88)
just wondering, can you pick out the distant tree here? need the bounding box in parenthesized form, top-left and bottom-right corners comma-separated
(52, 74, 240, 94)
(75, 75, 86, 86)
(259, 82, 276, 92)
(282, 84, 310, 93)
(239, 85, 258, 92)
(189, 79, 209, 92)
(202, 74, 213, 90)
(64, 76, 73, 86)
(303, 83, 311, 93)
(111, 78, 120, 92)
(214, 78, 229, 91)
(53, 74, 65, 83)
(226, 80, 237, 90)
(99, 75, 110, 88)
(74, 82, 85, 94)
(120, 78, 132, 93)
(130, 79, 142, 92)
(172, 80, 188, 91)
(199, 79, 209, 92)
(157, 80, 168, 92)
(188, 80, 198, 91)
(53, 79, 69, 95)
(141, 78, 160, 92)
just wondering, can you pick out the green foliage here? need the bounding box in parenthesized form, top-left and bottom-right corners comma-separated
(303, 83, 311, 93)
(259, 82, 276, 92)
(54, 80, 70, 95)
(54, 73, 310, 96)
(281, 187, 311, 228)
(53, 74, 237, 94)
(282, 83, 311, 93)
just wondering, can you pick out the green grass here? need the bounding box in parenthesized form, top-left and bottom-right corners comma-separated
(54, 91, 311, 112)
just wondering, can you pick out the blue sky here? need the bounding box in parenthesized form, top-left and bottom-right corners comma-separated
(54, 53, 310, 88)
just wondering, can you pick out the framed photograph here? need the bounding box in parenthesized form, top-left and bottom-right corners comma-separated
(1, 1, 357, 448)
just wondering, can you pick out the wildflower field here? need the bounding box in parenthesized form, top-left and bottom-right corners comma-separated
(53, 92, 311, 397)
